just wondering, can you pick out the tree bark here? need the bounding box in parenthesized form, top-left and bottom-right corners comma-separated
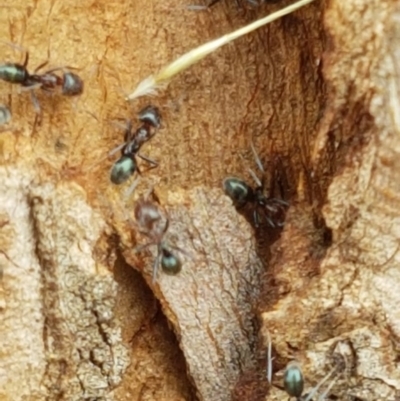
(1, 0, 399, 401)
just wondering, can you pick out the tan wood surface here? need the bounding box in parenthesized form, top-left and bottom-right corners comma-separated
(1, 0, 400, 400)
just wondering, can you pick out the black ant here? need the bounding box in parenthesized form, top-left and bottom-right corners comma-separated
(283, 361, 341, 401)
(110, 105, 161, 185)
(0, 46, 83, 121)
(223, 143, 288, 228)
(133, 192, 186, 283)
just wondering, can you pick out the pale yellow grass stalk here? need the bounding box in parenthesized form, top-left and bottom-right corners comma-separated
(126, 0, 316, 100)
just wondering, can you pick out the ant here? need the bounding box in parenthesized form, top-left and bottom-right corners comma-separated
(0, 46, 83, 122)
(283, 361, 341, 401)
(133, 192, 187, 283)
(110, 105, 161, 185)
(223, 143, 288, 228)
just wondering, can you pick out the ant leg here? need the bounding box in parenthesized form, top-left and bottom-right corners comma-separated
(164, 217, 170, 233)
(266, 331, 273, 384)
(108, 118, 130, 130)
(124, 120, 133, 142)
(250, 141, 269, 191)
(265, 216, 276, 227)
(152, 244, 163, 283)
(248, 167, 263, 188)
(207, 0, 221, 6)
(134, 241, 156, 254)
(108, 142, 127, 157)
(137, 153, 158, 169)
(124, 176, 141, 199)
(34, 60, 49, 73)
(274, 199, 290, 207)
(169, 244, 194, 260)
(250, 141, 265, 175)
(30, 90, 42, 130)
(23, 50, 29, 68)
(303, 366, 337, 401)
(316, 374, 340, 401)
(253, 209, 261, 228)
(39, 64, 82, 75)
(252, 141, 278, 201)
(83, 141, 127, 173)
(266, 199, 289, 226)
(186, 4, 208, 10)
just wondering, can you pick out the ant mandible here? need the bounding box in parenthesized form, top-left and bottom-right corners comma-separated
(0, 45, 83, 120)
(223, 142, 289, 228)
(110, 105, 161, 185)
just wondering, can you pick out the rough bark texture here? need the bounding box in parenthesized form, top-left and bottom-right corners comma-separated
(1, 0, 399, 401)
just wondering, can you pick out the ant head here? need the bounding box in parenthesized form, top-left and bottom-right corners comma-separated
(134, 199, 163, 231)
(161, 246, 182, 275)
(138, 105, 161, 128)
(62, 72, 84, 96)
(223, 177, 253, 207)
(283, 361, 304, 398)
(110, 155, 137, 184)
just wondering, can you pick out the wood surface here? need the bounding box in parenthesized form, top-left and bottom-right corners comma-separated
(1, 0, 400, 400)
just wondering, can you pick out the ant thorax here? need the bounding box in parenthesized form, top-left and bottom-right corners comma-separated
(126, 126, 152, 153)
(123, 139, 139, 156)
(29, 72, 61, 92)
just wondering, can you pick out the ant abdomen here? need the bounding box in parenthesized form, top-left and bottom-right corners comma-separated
(62, 72, 84, 96)
(110, 155, 137, 184)
(284, 362, 304, 398)
(161, 247, 182, 275)
(223, 177, 254, 207)
(0, 63, 28, 84)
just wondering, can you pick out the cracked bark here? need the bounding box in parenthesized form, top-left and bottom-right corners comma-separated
(1, 0, 400, 401)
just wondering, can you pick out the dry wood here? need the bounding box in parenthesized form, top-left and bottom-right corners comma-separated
(1, 0, 400, 400)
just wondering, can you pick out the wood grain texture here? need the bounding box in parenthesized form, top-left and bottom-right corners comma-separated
(2, 0, 400, 400)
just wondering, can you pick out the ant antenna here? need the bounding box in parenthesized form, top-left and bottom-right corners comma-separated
(303, 365, 337, 401)
(316, 373, 341, 401)
(250, 140, 265, 174)
(266, 330, 273, 384)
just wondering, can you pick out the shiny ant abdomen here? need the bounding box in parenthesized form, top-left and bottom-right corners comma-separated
(0, 63, 28, 84)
